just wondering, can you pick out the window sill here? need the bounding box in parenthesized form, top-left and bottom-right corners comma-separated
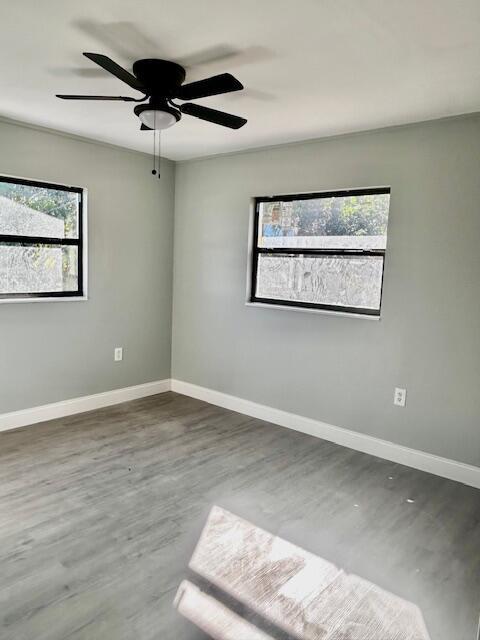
(0, 295, 88, 304)
(245, 301, 380, 320)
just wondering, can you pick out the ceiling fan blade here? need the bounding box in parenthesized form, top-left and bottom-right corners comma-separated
(176, 73, 243, 100)
(180, 103, 247, 129)
(178, 45, 238, 69)
(140, 123, 152, 130)
(83, 52, 145, 92)
(56, 94, 138, 101)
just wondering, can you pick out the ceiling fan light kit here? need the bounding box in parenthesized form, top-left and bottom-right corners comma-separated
(134, 102, 181, 130)
(56, 53, 247, 177)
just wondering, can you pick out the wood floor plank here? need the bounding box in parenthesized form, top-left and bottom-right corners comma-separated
(0, 392, 479, 639)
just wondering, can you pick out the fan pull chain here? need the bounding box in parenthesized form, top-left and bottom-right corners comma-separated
(152, 111, 157, 175)
(157, 130, 161, 179)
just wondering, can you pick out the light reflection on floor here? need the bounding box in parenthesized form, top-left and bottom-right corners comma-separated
(174, 580, 275, 640)
(174, 505, 431, 640)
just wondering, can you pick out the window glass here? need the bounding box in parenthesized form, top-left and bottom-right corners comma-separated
(258, 193, 390, 250)
(0, 181, 80, 239)
(256, 253, 383, 310)
(0, 244, 79, 294)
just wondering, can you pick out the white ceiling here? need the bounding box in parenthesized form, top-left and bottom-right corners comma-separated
(2, 0, 480, 161)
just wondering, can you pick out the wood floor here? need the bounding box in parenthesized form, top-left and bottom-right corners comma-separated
(0, 392, 479, 640)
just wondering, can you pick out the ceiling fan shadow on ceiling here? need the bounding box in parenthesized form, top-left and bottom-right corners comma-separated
(56, 52, 247, 177)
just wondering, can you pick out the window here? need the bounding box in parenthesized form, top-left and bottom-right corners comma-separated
(0, 175, 84, 301)
(250, 187, 391, 316)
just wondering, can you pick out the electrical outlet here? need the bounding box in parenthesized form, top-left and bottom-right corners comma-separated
(114, 347, 123, 362)
(394, 387, 406, 407)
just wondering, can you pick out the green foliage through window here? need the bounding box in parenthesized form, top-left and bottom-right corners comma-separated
(260, 194, 389, 238)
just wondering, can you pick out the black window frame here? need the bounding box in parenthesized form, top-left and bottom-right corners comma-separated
(250, 187, 390, 317)
(0, 175, 84, 301)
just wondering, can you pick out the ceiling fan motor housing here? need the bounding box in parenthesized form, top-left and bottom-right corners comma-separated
(132, 59, 186, 96)
(132, 60, 185, 130)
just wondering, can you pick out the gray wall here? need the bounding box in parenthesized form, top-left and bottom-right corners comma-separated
(2, 115, 479, 466)
(172, 115, 480, 467)
(0, 119, 175, 413)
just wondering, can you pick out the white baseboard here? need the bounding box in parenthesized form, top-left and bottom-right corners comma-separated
(171, 379, 480, 490)
(2, 377, 478, 490)
(0, 379, 171, 433)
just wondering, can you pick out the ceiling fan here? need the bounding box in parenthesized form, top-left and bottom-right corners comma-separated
(56, 53, 247, 132)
